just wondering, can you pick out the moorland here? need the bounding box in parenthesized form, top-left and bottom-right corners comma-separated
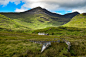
(0, 7, 86, 57)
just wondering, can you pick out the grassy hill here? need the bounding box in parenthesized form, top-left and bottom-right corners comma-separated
(0, 13, 70, 30)
(0, 14, 15, 28)
(0, 7, 80, 31)
(0, 7, 79, 30)
(0, 14, 31, 32)
(63, 13, 86, 28)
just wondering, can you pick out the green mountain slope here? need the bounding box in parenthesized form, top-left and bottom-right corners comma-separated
(0, 13, 70, 30)
(0, 14, 31, 31)
(0, 14, 17, 29)
(63, 13, 86, 28)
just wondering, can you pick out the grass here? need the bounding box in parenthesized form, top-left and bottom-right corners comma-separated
(63, 14, 86, 28)
(0, 27, 86, 57)
(33, 26, 86, 36)
(0, 14, 31, 31)
(0, 31, 59, 57)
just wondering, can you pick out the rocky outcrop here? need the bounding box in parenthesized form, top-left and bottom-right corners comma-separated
(29, 39, 71, 53)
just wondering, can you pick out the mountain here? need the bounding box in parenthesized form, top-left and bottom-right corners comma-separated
(0, 7, 61, 17)
(0, 7, 80, 18)
(20, 7, 80, 18)
(0, 7, 80, 30)
(63, 13, 86, 28)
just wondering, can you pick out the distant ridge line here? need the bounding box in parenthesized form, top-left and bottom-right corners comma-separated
(0, 6, 80, 18)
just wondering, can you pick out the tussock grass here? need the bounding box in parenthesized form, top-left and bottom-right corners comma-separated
(0, 30, 86, 57)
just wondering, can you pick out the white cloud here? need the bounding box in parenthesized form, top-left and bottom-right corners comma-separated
(15, 8, 27, 12)
(72, 6, 86, 13)
(0, 0, 21, 6)
(0, 0, 10, 5)
(18, 0, 86, 13)
(10, 0, 21, 5)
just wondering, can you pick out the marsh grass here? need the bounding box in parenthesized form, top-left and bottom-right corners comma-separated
(0, 30, 86, 57)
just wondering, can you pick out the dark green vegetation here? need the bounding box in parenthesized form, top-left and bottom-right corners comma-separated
(63, 13, 86, 28)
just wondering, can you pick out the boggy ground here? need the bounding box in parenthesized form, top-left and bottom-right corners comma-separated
(0, 29, 86, 57)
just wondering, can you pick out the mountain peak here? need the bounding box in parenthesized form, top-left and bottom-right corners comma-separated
(35, 6, 43, 9)
(73, 11, 80, 14)
(23, 6, 50, 15)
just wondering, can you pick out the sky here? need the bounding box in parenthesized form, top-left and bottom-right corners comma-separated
(0, 0, 86, 15)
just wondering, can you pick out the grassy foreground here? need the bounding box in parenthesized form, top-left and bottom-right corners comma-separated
(0, 29, 86, 57)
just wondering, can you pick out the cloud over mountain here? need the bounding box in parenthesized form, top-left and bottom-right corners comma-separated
(0, 0, 86, 13)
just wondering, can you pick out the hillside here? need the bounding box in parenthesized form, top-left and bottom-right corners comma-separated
(0, 13, 67, 30)
(0, 7, 79, 30)
(0, 14, 31, 31)
(63, 13, 86, 28)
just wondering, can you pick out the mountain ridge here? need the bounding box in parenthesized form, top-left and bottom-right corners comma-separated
(0, 7, 80, 18)
(24, 7, 80, 18)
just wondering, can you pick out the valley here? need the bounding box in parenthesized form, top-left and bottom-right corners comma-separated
(0, 7, 86, 57)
